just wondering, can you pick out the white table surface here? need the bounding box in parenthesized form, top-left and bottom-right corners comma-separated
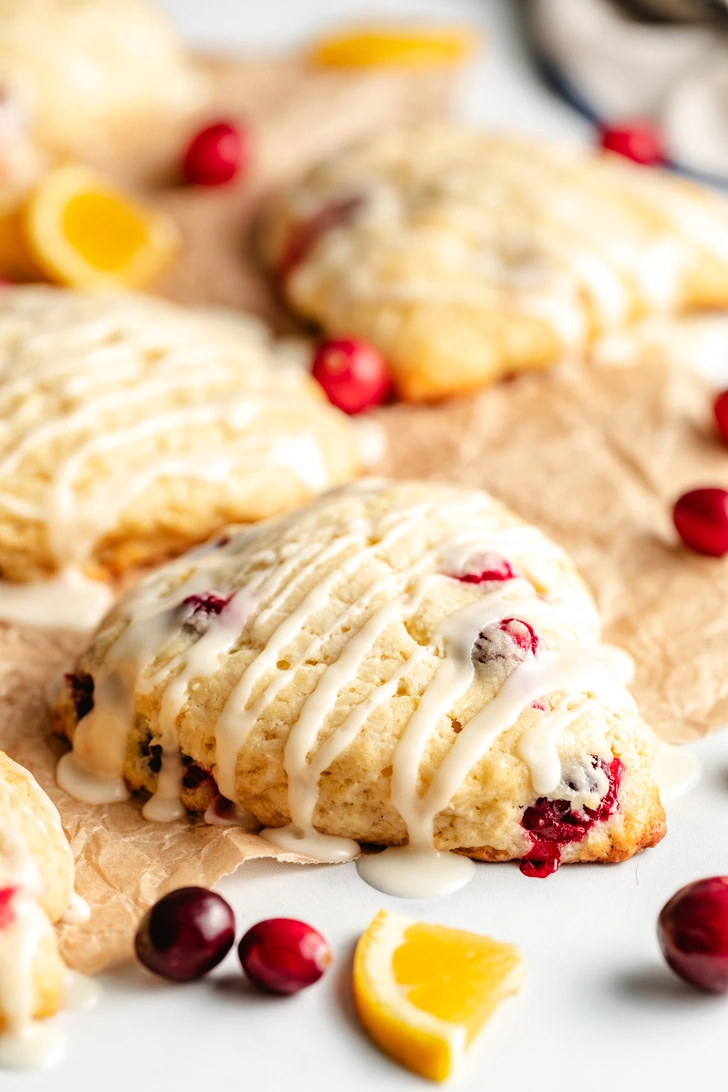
(14, 2, 728, 1089)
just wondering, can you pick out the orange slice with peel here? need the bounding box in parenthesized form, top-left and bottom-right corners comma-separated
(21, 165, 177, 289)
(353, 909, 523, 1083)
(310, 26, 477, 68)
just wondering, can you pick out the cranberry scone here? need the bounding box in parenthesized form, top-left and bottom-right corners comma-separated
(0, 287, 359, 587)
(0, 750, 76, 1037)
(54, 480, 665, 876)
(264, 124, 728, 400)
(0, 0, 201, 161)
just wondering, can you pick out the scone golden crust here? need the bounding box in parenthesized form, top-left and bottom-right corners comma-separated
(0, 287, 360, 583)
(55, 480, 665, 870)
(263, 124, 728, 400)
(0, 0, 202, 160)
(0, 751, 74, 1029)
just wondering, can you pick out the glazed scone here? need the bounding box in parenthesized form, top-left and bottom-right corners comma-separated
(0, 751, 75, 1032)
(264, 124, 728, 400)
(0, 287, 360, 584)
(54, 480, 665, 873)
(0, 0, 202, 160)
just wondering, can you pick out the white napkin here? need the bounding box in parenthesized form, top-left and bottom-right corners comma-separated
(531, 0, 728, 181)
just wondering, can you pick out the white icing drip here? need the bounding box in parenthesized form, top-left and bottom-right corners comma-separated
(203, 795, 262, 830)
(0, 829, 59, 1067)
(56, 484, 642, 892)
(652, 739, 701, 800)
(0, 1022, 66, 1071)
(60, 892, 90, 925)
(61, 969, 100, 1012)
(0, 289, 350, 585)
(356, 847, 475, 898)
(0, 569, 113, 630)
(56, 752, 130, 805)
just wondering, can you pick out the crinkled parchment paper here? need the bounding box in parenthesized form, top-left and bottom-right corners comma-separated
(373, 354, 728, 743)
(0, 50, 456, 974)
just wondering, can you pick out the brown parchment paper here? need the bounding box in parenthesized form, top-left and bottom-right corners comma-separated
(373, 355, 728, 743)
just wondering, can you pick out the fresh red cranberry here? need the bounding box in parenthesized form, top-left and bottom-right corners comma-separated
(673, 488, 728, 557)
(311, 338, 391, 415)
(64, 671, 94, 721)
(714, 390, 728, 446)
(520, 756, 623, 878)
(135, 887, 235, 982)
(182, 121, 247, 186)
(472, 618, 538, 667)
(279, 196, 363, 280)
(0, 887, 16, 929)
(449, 553, 516, 584)
(598, 120, 664, 165)
(658, 877, 728, 993)
(238, 918, 332, 995)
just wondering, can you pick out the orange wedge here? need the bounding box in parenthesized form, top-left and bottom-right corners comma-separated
(310, 26, 477, 68)
(21, 165, 178, 289)
(353, 909, 523, 1083)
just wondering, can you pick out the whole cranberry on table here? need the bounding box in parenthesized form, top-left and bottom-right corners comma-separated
(713, 390, 728, 446)
(672, 487, 728, 557)
(598, 120, 664, 166)
(238, 917, 332, 995)
(658, 877, 728, 993)
(135, 886, 236, 981)
(311, 337, 391, 415)
(182, 121, 247, 186)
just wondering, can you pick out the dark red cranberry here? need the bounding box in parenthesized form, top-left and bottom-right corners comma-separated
(182, 121, 248, 186)
(182, 592, 231, 616)
(311, 337, 391, 415)
(135, 887, 235, 982)
(520, 756, 623, 878)
(449, 553, 516, 584)
(472, 618, 538, 666)
(673, 488, 728, 557)
(0, 887, 16, 929)
(64, 671, 94, 721)
(279, 196, 363, 280)
(181, 592, 232, 634)
(238, 918, 332, 995)
(658, 877, 728, 993)
(598, 120, 664, 165)
(714, 391, 728, 446)
(148, 744, 162, 775)
(181, 758, 214, 791)
(520, 846, 560, 879)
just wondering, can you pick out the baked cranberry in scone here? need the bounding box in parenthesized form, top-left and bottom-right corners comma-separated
(54, 480, 665, 875)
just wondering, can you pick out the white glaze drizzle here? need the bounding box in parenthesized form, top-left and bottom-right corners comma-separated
(0, 289, 350, 589)
(0, 569, 113, 631)
(57, 485, 642, 895)
(0, 759, 95, 1069)
(286, 129, 728, 351)
(0, 827, 63, 1069)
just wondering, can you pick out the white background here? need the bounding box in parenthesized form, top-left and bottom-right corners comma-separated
(12, 2, 728, 1090)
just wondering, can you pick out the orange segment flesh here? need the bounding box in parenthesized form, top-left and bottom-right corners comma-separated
(310, 27, 478, 68)
(22, 165, 178, 288)
(353, 909, 523, 1083)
